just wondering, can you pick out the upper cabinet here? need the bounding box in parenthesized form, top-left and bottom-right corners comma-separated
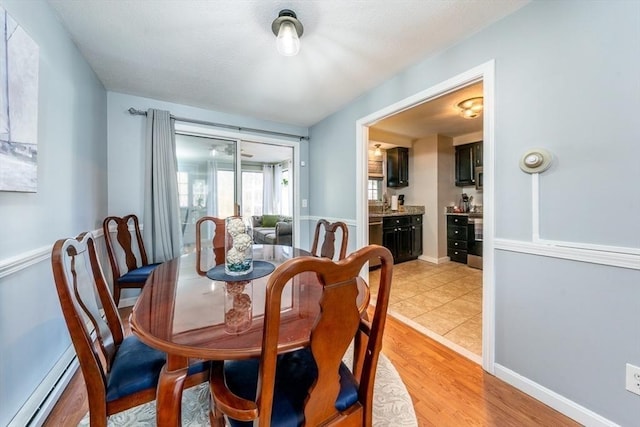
(387, 147, 409, 187)
(473, 141, 483, 168)
(455, 141, 482, 187)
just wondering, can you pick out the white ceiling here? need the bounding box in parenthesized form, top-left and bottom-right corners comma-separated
(372, 81, 484, 142)
(47, 0, 528, 128)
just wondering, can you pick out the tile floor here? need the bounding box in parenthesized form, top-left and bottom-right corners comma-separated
(368, 259, 483, 357)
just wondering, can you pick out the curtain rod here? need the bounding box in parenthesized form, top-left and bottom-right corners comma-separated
(127, 108, 309, 141)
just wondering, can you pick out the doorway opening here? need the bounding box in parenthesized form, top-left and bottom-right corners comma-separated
(174, 125, 299, 253)
(356, 61, 495, 372)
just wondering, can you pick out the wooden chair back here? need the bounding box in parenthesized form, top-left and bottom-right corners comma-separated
(102, 214, 151, 304)
(51, 232, 148, 425)
(310, 219, 349, 260)
(52, 232, 209, 426)
(195, 216, 225, 275)
(210, 244, 393, 426)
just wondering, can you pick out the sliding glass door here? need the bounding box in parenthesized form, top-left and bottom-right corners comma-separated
(175, 134, 294, 253)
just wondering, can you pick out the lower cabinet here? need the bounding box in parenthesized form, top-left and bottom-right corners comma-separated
(382, 215, 423, 264)
(447, 215, 474, 264)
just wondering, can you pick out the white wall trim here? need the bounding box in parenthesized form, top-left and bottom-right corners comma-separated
(532, 173, 540, 241)
(494, 364, 619, 427)
(305, 215, 357, 228)
(417, 254, 450, 264)
(0, 228, 104, 279)
(494, 238, 640, 270)
(0, 245, 51, 279)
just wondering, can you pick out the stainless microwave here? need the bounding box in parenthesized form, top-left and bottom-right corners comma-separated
(475, 167, 483, 191)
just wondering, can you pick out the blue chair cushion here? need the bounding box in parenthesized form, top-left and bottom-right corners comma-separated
(223, 348, 359, 427)
(106, 335, 209, 402)
(117, 263, 161, 283)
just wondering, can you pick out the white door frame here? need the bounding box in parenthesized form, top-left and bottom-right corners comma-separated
(355, 60, 496, 373)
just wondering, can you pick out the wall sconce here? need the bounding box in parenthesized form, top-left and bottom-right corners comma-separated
(272, 9, 304, 56)
(374, 144, 382, 157)
(457, 97, 483, 119)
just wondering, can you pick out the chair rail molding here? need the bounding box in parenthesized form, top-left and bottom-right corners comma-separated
(0, 228, 104, 278)
(0, 246, 50, 279)
(494, 238, 640, 270)
(306, 215, 356, 227)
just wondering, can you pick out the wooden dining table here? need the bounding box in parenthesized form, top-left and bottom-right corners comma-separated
(130, 244, 370, 426)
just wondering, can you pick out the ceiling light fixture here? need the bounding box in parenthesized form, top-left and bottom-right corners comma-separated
(457, 97, 484, 119)
(272, 9, 304, 56)
(374, 144, 382, 157)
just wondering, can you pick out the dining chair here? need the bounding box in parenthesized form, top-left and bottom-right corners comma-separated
(310, 219, 349, 260)
(209, 244, 393, 427)
(195, 215, 226, 275)
(51, 232, 209, 427)
(102, 214, 160, 305)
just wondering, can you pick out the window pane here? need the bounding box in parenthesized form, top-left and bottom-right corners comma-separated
(177, 171, 189, 207)
(241, 171, 263, 217)
(217, 170, 235, 217)
(280, 169, 290, 216)
(192, 179, 207, 208)
(368, 179, 382, 201)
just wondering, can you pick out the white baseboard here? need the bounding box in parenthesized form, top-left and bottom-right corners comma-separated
(381, 298, 616, 427)
(417, 254, 450, 264)
(494, 364, 619, 427)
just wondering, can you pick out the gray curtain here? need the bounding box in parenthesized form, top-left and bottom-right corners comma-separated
(143, 109, 182, 262)
(262, 164, 274, 214)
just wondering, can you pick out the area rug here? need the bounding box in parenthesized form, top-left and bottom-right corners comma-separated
(79, 352, 417, 426)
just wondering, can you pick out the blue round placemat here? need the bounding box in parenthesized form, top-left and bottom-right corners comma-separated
(206, 260, 275, 282)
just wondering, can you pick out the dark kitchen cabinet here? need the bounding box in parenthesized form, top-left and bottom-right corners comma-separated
(447, 215, 474, 264)
(411, 215, 423, 256)
(387, 147, 409, 187)
(455, 141, 482, 187)
(473, 141, 483, 168)
(382, 214, 422, 263)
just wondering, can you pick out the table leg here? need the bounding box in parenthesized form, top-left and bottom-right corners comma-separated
(156, 355, 189, 427)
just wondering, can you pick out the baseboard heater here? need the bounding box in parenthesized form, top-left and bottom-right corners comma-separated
(8, 346, 79, 427)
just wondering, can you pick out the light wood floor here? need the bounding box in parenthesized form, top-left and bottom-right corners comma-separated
(43, 306, 580, 427)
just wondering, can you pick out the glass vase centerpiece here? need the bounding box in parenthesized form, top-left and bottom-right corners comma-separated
(225, 216, 254, 275)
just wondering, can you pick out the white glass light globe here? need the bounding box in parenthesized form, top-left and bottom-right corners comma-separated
(276, 20, 300, 56)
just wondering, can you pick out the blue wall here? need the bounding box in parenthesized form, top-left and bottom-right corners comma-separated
(0, 0, 108, 425)
(308, 1, 640, 425)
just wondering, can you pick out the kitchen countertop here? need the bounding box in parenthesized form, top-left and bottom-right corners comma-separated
(369, 205, 425, 218)
(446, 212, 483, 218)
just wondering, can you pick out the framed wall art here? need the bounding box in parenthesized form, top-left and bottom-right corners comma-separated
(0, 6, 39, 193)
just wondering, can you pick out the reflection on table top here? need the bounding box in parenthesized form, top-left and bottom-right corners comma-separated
(130, 244, 369, 360)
